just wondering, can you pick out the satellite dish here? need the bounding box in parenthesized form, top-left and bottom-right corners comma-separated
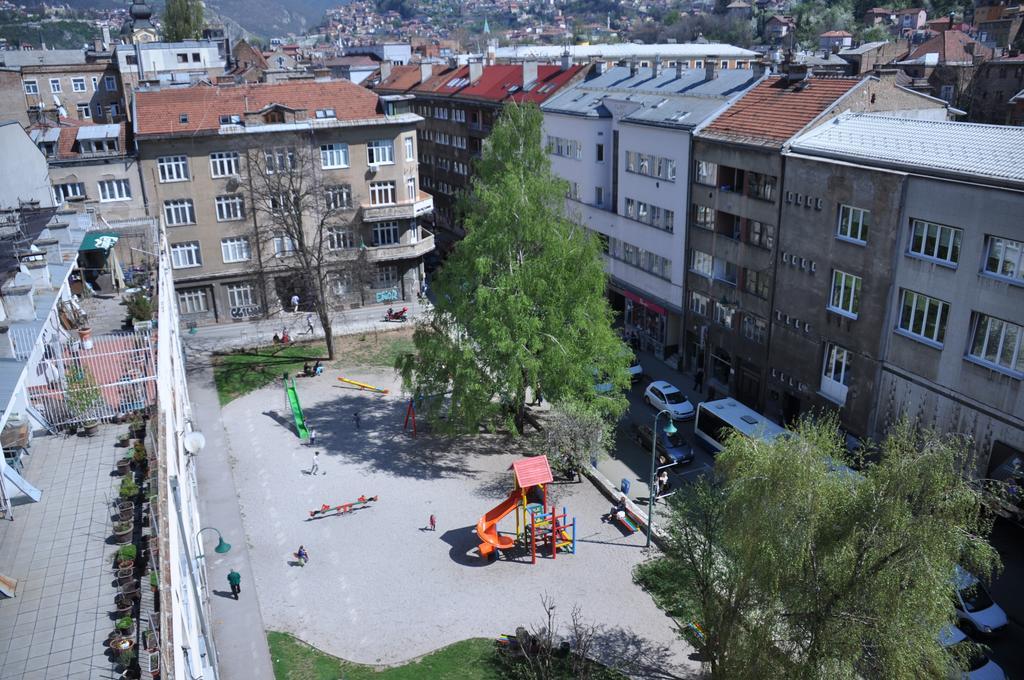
(183, 431, 206, 454)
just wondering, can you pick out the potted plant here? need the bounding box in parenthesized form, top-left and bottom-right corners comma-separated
(115, 615, 134, 637)
(147, 651, 160, 678)
(117, 433, 130, 447)
(65, 364, 103, 435)
(149, 570, 158, 593)
(117, 544, 137, 570)
(117, 567, 135, 586)
(114, 593, 134, 615)
(129, 415, 145, 439)
(120, 478, 139, 501)
(116, 499, 134, 522)
(119, 579, 139, 596)
(132, 441, 147, 465)
(113, 521, 133, 543)
(116, 646, 136, 673)
(116, 454, 132, 476)
(78, 326, 93, 350)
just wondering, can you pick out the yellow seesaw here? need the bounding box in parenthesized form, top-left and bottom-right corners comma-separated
(337, 376, 389, 394)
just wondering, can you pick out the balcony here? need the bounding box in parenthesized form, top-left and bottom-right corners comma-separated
(362, 191, 434, 223)
(368, 230, 435, 262)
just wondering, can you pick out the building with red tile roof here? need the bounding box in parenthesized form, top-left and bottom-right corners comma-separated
(907, 29, 993, 64)
(898, 29, 993, 108)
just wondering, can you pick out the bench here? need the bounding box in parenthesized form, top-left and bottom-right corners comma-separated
(613, 506, 642, 534)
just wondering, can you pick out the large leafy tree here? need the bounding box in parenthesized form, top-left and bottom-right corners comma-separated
(398, 103, 629, 434)
(638, 416, 998, 679)
(162, 0, 204, 42)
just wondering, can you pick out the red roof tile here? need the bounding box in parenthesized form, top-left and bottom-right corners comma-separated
(375, 64, 451, 93)
(702, 75, 860, 147)
(135, 80, 382, 137)
(908, 30, 994, 63)
(414, 63, 588, 104)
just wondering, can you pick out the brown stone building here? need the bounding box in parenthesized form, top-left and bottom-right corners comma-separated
(134, 80, 434, 324)
(0, 49, 124, 124)
(897, 29, 993, 109)
(968, 55, 1024, 123)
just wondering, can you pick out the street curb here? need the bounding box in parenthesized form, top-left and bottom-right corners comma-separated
(583, 465, 671, 554)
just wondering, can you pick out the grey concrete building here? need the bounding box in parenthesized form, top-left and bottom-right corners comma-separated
(783, 113, 1024, 468)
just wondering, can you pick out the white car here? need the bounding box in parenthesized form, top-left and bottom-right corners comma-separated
(643, 380, 694, 421)
(939, 625, 1006, 680)
(954, 567, 1008, 636)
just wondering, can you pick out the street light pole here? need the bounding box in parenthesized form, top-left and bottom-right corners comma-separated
(647, 409, 676, 548)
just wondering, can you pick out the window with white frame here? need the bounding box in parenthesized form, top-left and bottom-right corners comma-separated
(746, 172, 776, 201)
(742, 315, 768, 345)
(215, 195, 245, 221)
(372, 221, 400, 246)
(23, 80, 37, 94)
(170, 241, 202, 269)
(908, 219, 962, 265)
(164, 199, 195, 226)
(98, 179, 131, 202)
(367, 139, 394, 165)
(76, 103, 91, 120)
(693, 204, 714, 230)
(325, 184, 352, 211)
(748, 220, 775, 249)
(90, 76, 98, 90)
(273, 233, 297, 256)
(897, 289, 948, 345)
(209, 151, 240, 178)
(406, 177, 416, 201)
(828, 269, 861, 318)
(226, 283, 256, 308)
(691, 249, 713, 277)
(320, 143, 349, 169)
(327, 226, 355, 250)
(821, 343, 851, 404)
(369, 181, 395, 205)
(264, 147, 296, 174)
(54, 182, 86, 203)
(49, 78, 61, 93)
(689, 291, 710, 317)
(837, 204, 870, 243)
(695, 160, 717, 186)
(71, 77, 86, 92)
(104, 75, 117, 91)
(220, 236, 251, 263)
(625, 151, 676, 181)
(453, 109, 466, 123)
(270, 191, 299, 216)
(177, 288, 208, 314)
(984, 235, 1024, 283)
(713, 302, 735, 329)
(375, 264, 399, 288)
(157, 155, 189, 182)
(969, 313, 1024, 375)
(547, 136, 582, 159)
(404, 136, 414, 161)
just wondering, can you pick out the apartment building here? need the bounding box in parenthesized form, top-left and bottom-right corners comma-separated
(489, 43, 759, 70)
(686, 70, 948, 411)
(968, 56, 1024, 124)
(541, 62, 764, 360)
(783, 114, 1023, 468)
(29, 120, 147, 221)
(134, 80, 433, 324)
(0, 49, 124, 124)
(375, 60, 589, 242)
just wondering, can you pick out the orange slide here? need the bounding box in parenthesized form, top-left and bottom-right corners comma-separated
(476, 492, 520, 558)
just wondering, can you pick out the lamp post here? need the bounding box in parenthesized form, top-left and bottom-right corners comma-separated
(647, 409, 677, 548)
(196, 526, 232, 555)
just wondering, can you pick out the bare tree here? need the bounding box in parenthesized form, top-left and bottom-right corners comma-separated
(244, 135, 364, 359)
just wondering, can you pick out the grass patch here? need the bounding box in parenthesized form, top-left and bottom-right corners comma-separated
(333, 328, 416, 368)
(213, 343, 326, 406)
(267, 631, 501, 680)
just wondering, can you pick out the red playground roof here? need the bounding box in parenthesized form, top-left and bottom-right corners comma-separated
(511, 456, 553, 488)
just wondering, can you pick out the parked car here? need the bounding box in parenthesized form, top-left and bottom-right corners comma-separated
(939, 625, 1006, 679)
(630, 422, 693, 465)
(954, 567, 1008, 636)
(643, 380, 695, 420)
(628, 359, 643, 382)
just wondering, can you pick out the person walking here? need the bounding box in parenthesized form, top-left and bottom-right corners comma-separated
(227, 569, 241, 599)
(353, 411, 361, 430)
(657, 470, 669, 500)
(693, 368, 705, 393)
(291, 294, 300, 313)
(308, 428, 317, 447)
(302, 313, 315, 335)
(429, 514, 436, 531)
(310, 450, 320, 476)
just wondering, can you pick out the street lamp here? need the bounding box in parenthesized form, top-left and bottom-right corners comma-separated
(647, 410, 677, 548)
(196, 527, 232, 555)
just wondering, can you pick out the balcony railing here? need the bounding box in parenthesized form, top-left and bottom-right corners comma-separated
(362, 192, 434, 223)
(367, 231, 435, 262)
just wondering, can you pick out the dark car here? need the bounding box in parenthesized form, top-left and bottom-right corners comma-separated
(630, 422, 694, 465)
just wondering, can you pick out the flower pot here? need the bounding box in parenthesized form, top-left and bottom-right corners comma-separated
(113, 523, 133, 544)
(83, 419, 100, 436)
(110, 636, 134, 653)
(78, 327, 93, 350)
(116, 569, 135, 586)
(119, 581, 139, 596)
(117, 502, 134, 522)
(116, 458, 131, 475)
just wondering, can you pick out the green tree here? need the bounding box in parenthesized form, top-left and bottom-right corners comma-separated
(544, 400, 614, 480)
(162, 0, 203, 42)
(638, 416, 999, 679)
(397, 104, 629, 434)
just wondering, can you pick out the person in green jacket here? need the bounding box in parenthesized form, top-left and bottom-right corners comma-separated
(227, 569, 241, 599)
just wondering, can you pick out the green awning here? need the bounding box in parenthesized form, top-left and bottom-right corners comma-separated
(79, 232, 119, 252)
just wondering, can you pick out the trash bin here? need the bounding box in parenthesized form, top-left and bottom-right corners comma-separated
(621, 478, 631, 495)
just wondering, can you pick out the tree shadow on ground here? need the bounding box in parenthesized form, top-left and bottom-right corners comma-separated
(591, 625, 698, 680)
(438, 526, 490, 567)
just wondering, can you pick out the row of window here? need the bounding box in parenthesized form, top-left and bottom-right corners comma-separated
(69, 102, 121, 122)
(415, 104, 469, 123)
(690, 291, 769, 344)
(546, 136, 582, 160)
(625, 151, 676, 182)
(421, 176, 457, 196)
(692, 205, 776, 249)
(54, 179, 131, 204)
(24, 75, 117, 95)
(694, 161, 777, 202)
(422, 130, 468, 149)
(608, 238, 671, 280)
(421, 155, 470, 176)
(624, 198, 675, 232)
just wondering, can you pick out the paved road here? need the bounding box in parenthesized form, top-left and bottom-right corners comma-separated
(985, 519, 1024, 678)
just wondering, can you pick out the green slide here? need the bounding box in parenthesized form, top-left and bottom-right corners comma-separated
(285, 379, 309, 439)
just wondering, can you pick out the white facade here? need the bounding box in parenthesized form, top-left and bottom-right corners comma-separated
(0, 122, 57, 210)
(116, 41, 227, 85)
(492, 42, 758, 68)
(345, 43, 412, 65)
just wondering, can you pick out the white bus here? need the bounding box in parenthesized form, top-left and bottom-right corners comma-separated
(693, 398, 790, 453)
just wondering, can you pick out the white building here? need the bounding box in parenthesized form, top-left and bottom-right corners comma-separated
(344, 42, 412, 65)
(0, 121, 57, 211)
(491, 42, 759, 69)
(541, 63, 764, 360)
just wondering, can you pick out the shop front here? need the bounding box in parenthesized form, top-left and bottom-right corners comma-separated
(615, 287, 680, 360)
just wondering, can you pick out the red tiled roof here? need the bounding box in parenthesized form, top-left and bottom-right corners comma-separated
(135, 80, 382, 137)
(907, 29, 994, 63)
(702, 75, 860, 147)
(414, 63, 588, 104)
(511, 456, 553, 488)
(30, 119, 129, 160)
(375, 64, 450, 93)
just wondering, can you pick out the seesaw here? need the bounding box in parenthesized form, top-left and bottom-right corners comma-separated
(337, 376, 389, 394)
(308, 495, 379, 518)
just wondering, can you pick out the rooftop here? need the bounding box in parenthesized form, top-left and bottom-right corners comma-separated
(376, 64, 448, 93)
(541, 65, 761, 128)
(134, 80, 383, 137)
(490, 42, 758, 61)
(700, 75, 861, 147)
(839, 41, 892, 55)
(0, 50, 88, 67)
(907, 29, 993, 64)
(787, 112, 1024, 187)
(28, 120, 128, 161)
(415, 63, 588, 104)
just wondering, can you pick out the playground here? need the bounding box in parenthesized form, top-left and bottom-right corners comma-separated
(218, 365, 699, 678)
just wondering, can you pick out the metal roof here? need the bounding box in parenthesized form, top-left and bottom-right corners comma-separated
(30, 128, 61, 144)
(492, 42, 758, 61)
(541, 66, 760, 128)
(0, 49, 87, 67)
(75, 124, 120, 141)
(787, 112, 1024, 187)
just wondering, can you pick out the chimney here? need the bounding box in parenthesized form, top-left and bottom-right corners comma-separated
(523, 60, 538, 87)
(629, 57, 637, 77)
(752, 61, 766, 78)
(380, 61, 393, 80)
(313, 67, 331, 81)
(92, 38, 103, 52)
(469, 60, 483, 83)
(420, 62, 433, 83)
(652, 54, 660, 78)
(1, 279, 35, 322)
(675, 60, 685, 78)
(705, 56, 717, 80)
(487, 39, 498, 65)
(34, 239, 61, 265)
(215, 74, 235, 85)
(560, 49, 571, 71)
(23, 260, 50, 289)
